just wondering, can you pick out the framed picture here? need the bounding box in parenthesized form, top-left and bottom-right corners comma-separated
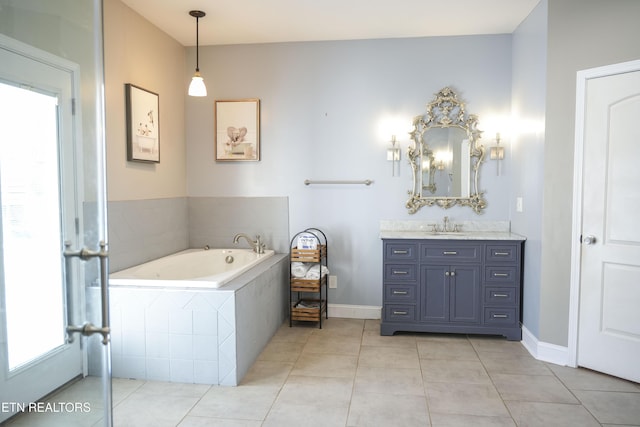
(215, 99, 260, 161)
(125, 83, 160, 163)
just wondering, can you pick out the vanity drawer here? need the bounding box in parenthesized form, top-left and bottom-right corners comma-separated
(384, 264, 417, 281)
(385, 243, 418, 261)
(385, 284, 417, 302)
(484, 266, 518, 282)
(420, 243, 481, 263)
(483, 307, 517, 326)
(484, 286, 517, 305)
(486, 244, 518, 263)
(384, 304, 416, 322)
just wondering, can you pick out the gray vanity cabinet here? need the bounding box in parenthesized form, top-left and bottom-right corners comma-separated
(381, 239, 523, 341)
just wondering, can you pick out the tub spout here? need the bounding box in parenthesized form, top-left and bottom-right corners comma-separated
(233, 233, 266, 254)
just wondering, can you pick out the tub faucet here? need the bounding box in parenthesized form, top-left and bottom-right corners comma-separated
(233, 233, 266, 254)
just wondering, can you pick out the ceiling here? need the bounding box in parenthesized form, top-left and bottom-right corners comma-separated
(119, 0, 540, 47)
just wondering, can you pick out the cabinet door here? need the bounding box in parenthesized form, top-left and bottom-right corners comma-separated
(450, 265, 481, 323)
(421, 265, 449, 322)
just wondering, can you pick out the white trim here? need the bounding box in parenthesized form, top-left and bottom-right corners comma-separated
(328, 304, 381, 319)
(569, 59, 640, 368)
(521, 325, 569, 366)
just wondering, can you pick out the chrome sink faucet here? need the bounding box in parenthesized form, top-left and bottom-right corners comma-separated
(428, 216, 461, 233)
(233, 233, 266, 254)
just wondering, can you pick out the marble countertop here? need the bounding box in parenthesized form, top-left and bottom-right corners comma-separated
(380, 230, 526, 241)
(379, 220, 526, 241)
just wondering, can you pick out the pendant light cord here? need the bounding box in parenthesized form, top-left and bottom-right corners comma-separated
(195, 16, 200, 72)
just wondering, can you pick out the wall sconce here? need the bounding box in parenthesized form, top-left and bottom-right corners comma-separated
(188, 10, 207, 97)
(490, 133, 505, 175)
(387, 135, 401, 176)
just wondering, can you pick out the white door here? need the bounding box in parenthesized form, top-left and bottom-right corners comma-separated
(0, 42, 85, 419)
(576, 61, 640, 382)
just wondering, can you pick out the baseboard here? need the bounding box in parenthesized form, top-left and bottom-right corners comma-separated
(328, 304, 381, 319)
(521, 325, 569, 366)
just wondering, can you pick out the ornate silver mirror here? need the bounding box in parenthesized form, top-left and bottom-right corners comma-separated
(406, 87, 486, 214)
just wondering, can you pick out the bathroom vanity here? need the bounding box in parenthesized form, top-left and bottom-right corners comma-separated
(380, 222, 525, 341)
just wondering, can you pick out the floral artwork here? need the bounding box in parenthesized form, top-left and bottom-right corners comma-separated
(126, 84, 160, 163)
(215, 99, 260, 161)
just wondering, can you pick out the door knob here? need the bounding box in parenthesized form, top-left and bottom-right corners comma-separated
(582, 235, 597, 245)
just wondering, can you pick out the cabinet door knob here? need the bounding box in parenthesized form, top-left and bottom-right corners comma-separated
(492, 314, 508, 318)
(392, 290, 408, 295)
(393, 310, 408, 315)
(393, 250, 408, 254)
(443, 251, 458, 255)
(493, 272, 509, 277)
(392, 270, 408, 275)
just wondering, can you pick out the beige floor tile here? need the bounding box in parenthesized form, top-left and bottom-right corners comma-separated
(358, 345, 420, 369)
(361, 330, 417, 348)
(573, 389, 640, 425)
(239, 360, 294, 387)
(177, 416, 262, 426)
(302, 333, 362, 355)
(482, 356, 553, 376)
(506, 400, 601, 427)
(548, 364, 640, 392)
(421, 359, 492, 385)
(271, 323, 314, 343)
(429, 412, 516, 427)
(274, 375, 354, 405)
(263, 375, 353, 426)
(491, 373, 579, 403)
(257, 339, 305, 362)
(363, 319, 380, 332)
(469, 336, 531, 358)
(347, 391, 430, 426)
(112, 392, 201, 427)
(417, 339, 480, 361)
(425, 382, 510, 417)
(262, 402, 350, 427)
(354, 366, 425, 396)
(310, 318, 364, 337)
(188, 385, 280, 421)
(291, 352, 358, 378)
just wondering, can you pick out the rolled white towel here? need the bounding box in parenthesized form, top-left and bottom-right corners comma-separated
(305, 264, 329, 280)
(291, 262, 311, 278)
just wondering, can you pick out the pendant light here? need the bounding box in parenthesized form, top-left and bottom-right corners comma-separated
(188, 10, 207, 97)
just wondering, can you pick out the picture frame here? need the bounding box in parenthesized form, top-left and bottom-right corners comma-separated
(125, 83, 160, 163)
(215, 99, 260, 161)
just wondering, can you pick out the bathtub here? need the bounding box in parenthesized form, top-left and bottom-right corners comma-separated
(109, 248, 275, 288)
(89, 248, 287, 386)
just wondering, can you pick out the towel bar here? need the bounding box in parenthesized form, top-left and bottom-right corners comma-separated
(304, 179, 373, 186)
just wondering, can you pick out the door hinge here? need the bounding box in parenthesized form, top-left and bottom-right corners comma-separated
(75, 217, 80, 236)
(71, 98, 76, 115)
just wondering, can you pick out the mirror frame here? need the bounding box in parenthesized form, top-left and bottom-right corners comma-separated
(406, 87, 487, 214)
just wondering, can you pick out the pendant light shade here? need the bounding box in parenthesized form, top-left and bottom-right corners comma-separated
(188, 10, 207, 97)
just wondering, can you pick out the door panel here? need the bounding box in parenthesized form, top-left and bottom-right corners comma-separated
(578, 66, 640, 383)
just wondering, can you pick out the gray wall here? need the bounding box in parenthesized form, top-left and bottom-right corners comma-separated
(539, 0, 640, 346)
(186, 35, 514, 307)
(510, 1, 547, 338)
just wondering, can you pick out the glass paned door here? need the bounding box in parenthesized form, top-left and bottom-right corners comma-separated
(0, 1, 111, 425)
(1, 83, 68, 372)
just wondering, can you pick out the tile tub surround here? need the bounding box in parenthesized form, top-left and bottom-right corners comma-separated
(87, 254, 288, 386)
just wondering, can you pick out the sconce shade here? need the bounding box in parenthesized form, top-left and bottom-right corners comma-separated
(188, 10, 207, 97)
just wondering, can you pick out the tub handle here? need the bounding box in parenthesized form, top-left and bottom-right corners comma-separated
(63, 240, 111, 345)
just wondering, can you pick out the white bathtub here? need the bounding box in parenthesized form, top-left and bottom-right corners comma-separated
(109, 248, 275, 288)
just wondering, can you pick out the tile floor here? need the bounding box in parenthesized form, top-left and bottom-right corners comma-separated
(5, 318, 640, 426)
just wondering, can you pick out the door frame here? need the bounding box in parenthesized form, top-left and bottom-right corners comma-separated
(568, 58, 640, 368)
